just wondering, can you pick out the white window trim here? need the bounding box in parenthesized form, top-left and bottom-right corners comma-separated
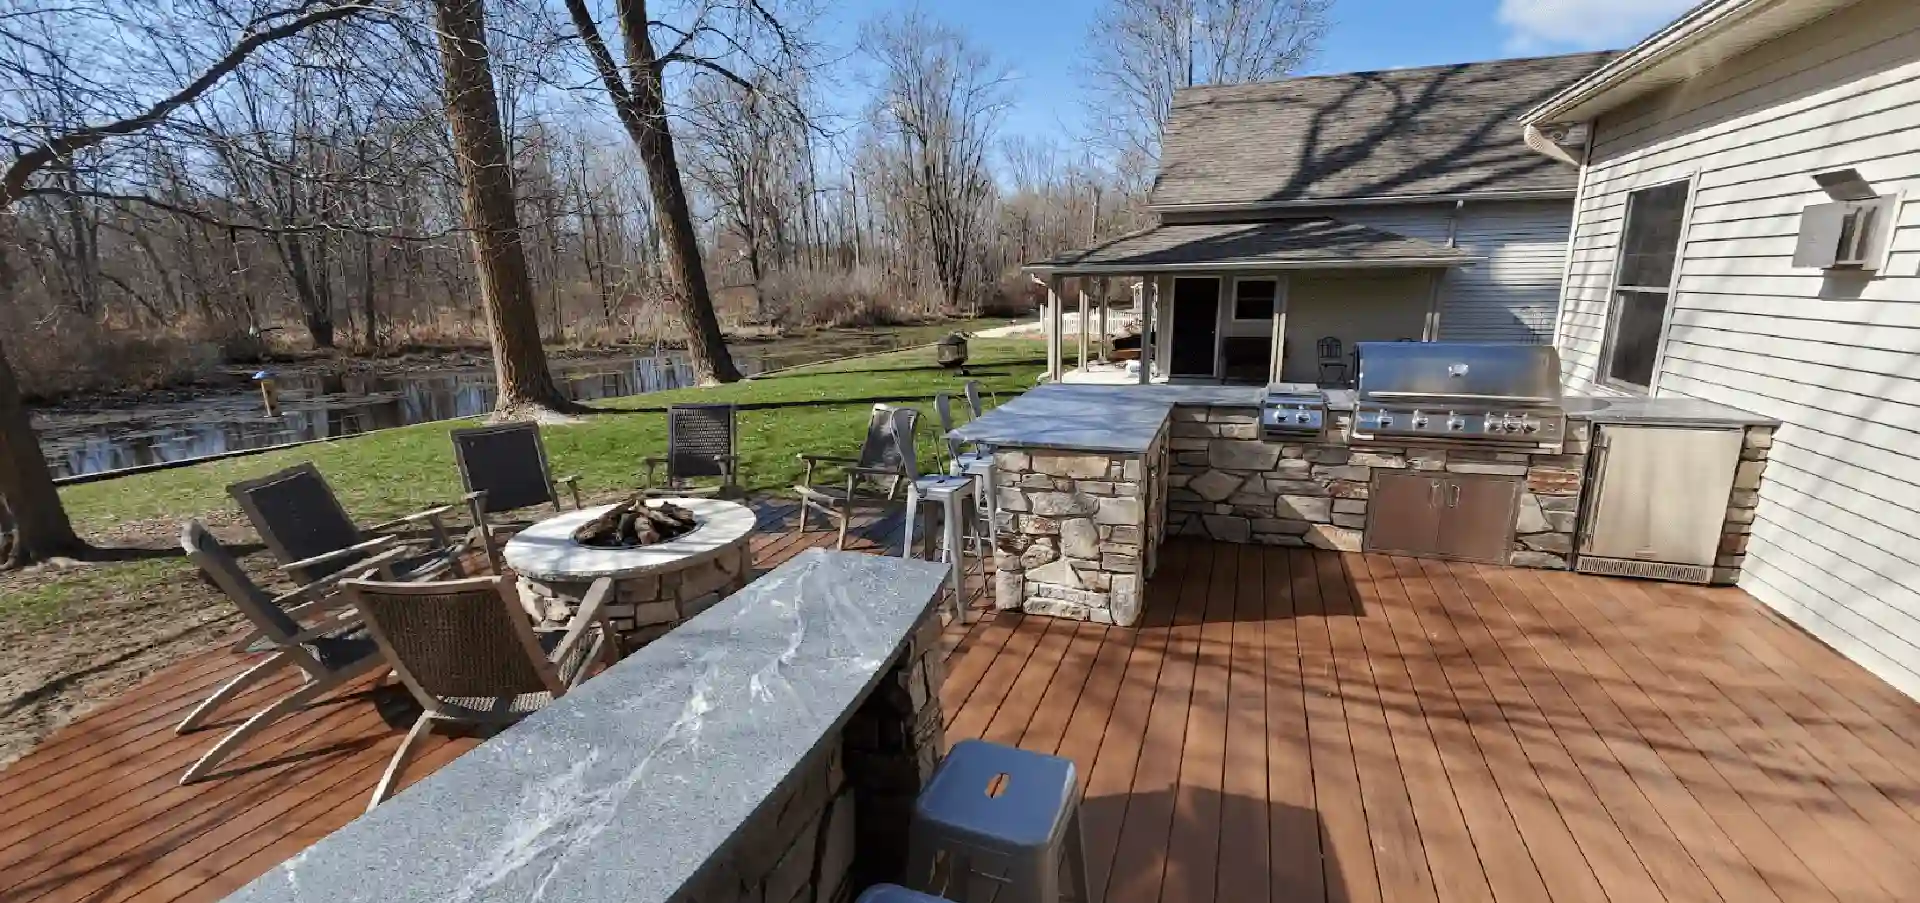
(1597, 172, 1700, 396)
(1229, 276, 1281, 323)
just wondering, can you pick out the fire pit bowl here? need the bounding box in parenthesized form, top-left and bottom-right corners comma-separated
(503, 497, 759, 654)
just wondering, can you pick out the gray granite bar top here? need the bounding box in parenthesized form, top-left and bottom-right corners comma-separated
(1563, 394, 1778, 427)
(222, 550, 948, 903)
(950, 383, 1268, 453)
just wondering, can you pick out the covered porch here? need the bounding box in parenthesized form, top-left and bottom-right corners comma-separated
(1027, 218, 1480, 386)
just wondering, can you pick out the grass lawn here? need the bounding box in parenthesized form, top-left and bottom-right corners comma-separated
(11, 338, 1046, 626)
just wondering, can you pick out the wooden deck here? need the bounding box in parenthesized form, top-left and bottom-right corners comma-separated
(943, 541, 1920, 903)
(6, 518, 1920, 903)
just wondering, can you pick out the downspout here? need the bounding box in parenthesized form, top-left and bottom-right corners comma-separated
(1424, 200, 1464, 340)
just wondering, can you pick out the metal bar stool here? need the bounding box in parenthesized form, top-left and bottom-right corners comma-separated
(904, 739, 1091, 903)
(935, 392, 998, 561)
(904, 474, 977, 624)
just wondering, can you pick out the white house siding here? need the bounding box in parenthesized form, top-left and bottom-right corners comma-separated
(1336, 201, 1574, 343)
(1556, 0, 1920, 697)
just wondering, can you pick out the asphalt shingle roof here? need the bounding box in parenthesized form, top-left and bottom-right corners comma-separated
(1028, 218, 1475, 273)
(1150, 51, 1616, 209)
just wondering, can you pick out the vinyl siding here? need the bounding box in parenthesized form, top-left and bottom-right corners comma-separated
(1556, 0, 1920, 697)
(1337, 201, 1573, 343)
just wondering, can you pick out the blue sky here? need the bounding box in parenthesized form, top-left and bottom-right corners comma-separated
(816, 0, 1698, 146)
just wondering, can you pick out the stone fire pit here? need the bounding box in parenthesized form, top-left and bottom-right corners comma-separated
(503, 497, 758, 653)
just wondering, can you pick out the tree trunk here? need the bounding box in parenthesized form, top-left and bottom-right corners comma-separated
(0, 247, 85, 567)
(565, 0, 740, 384)
(432, 0, 578, 417)
(619, 11, 740, 383)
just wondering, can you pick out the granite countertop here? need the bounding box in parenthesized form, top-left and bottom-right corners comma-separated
(1562, 394, 1777, 427)
(223, 550, 948, 903)
(950, 383, 1268, 453)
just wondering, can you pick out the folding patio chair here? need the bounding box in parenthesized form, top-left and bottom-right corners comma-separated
(451, 421, 582, 571)
(793, 404, 919, 551)
(177, 520, 405, 784)
(642, 403, 742, 498)
(228, 462, 478, 585)
(339, 573, 614, 810)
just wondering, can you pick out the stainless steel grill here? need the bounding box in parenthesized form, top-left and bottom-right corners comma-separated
(1351, 342, 1566, 448)
(1260, 382, 1327, 439)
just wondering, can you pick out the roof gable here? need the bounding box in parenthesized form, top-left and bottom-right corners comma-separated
(1151, 51, 1617, 209)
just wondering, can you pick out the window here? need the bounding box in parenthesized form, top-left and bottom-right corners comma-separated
(1233, 279, 1277, 320)
(1605, 180, 1691, 390)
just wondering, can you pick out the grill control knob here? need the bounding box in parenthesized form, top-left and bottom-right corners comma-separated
(1296, 412, 1313, 424)
(1411, 410, 1430, 428)
(1448, 418, 1466, 431)
(1522, 420, 1540, 434)
(1378, 414, 1394, 427)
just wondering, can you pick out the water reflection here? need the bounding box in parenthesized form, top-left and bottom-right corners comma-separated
(37, 347, 809, 480)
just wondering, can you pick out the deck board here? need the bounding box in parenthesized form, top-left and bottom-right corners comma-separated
(8, 531, 1920, 903)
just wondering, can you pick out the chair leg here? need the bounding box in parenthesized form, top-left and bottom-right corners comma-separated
(835, 507, 851, 551)
(902, 486, 921, 559)
(942, 497, 966, 622)
(368, 713, 436, 812)
(180, 678, 330, 784)
(178, 653, 295, 733)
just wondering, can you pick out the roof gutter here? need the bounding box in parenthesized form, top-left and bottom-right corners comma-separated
(1022, 255, 1487, 276)
(1519, 0, 1813, 127)
(1146, 189, 1575, 215)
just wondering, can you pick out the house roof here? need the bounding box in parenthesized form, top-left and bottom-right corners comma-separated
(1149, 51, 1617, 211)
(1023, 218, 1480, 275)
(1520, 0, 1865, 128)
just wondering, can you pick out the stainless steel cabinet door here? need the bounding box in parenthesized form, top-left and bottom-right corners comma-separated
(1365, 472, 1444, 557)
(1583, 426, 1742, 566)
(1436, 474, 1521, 564)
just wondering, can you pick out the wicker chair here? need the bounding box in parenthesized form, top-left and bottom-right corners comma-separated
(793, 404, 919, 551)
(339, 574, 615, 810)
(451, 422, 581, 571)
(228, 462, 477, 585)
(642, 403, 741, 498)
(177, 520, 404, 784)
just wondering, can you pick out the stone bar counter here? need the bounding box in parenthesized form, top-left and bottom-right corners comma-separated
(953, 383, 1777, 623)
(221, 550, 951, 903)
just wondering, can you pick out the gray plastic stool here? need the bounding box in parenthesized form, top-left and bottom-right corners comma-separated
(905, 739, 1091, 903)
(858, 885, 956, 903)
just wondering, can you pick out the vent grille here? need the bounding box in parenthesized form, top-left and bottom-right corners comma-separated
(1574, 555, 1713, 584)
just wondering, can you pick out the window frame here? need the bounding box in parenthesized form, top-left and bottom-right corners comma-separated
(1229, 276, 1280, 323)
(1599, 174, 1699, 395)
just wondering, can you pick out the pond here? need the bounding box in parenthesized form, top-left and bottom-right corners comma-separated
(33, 336, 908, 481)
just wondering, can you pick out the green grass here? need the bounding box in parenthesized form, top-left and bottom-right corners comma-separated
(6, 338, 1044, 625)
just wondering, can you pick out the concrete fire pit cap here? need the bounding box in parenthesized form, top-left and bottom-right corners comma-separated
(502, 497, 757, 582)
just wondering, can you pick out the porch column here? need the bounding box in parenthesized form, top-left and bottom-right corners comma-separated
(1270, 287, 1288, 384)
(1138, 276, 1155, 385)
(1046, 275, 1065, 382)
(1096, 278, 1109, 362)
(1077, 280, 1090, 370)
(1423, 270, 1444, 341)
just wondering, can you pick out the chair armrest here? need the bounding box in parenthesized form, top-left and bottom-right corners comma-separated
(553, 475, 582, 509)
(284, 610, 364, 645)
(553, 577, 613, 668)
(367, 504, 457, 533)
(796, 454, 861, 465)
(845, 464, 905, 479)
(281, 536, 398, 575)
(272, 546, 410, 609)
(462, 490, 488, 505)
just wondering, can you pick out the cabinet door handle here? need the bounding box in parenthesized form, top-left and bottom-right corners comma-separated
(1448, 483, 1462, 508)
(1430, 480, 1443, 507)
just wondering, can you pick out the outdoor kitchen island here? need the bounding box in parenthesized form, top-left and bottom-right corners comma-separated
(955, 366, 1777, 624)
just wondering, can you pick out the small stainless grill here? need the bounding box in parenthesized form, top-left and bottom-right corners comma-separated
(1352, 342, 1565, 449)
(1260, 383, 1327, 439)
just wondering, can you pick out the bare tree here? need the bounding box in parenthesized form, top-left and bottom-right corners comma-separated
(1080, 0, 1331, 186)
(861, 9, 1009, 314)
(0, 0, 384, 567)
(559, 0, 814, 384)
(431, 0, 578, 418)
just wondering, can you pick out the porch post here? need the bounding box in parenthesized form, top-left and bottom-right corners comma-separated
(1270, 280, 1288, 384)
(1423, 270, 1444, 341)
(1046, 275, 1065, 382)
(1138, 276, 1155, 385)
(1097, 278, 1109, 362)
(1077, 280, 1090, 370)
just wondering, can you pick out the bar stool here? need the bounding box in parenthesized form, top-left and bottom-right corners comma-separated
(934, 392, 997, 559)
(858, 886, 955, 903)
(904, 739, 1091, 903)
(904, 474, 976, 623)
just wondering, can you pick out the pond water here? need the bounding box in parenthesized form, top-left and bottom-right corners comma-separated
(35, 336, 909, 481)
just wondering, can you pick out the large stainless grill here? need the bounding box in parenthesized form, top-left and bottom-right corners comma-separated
(1351, 342, 1566, 449)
